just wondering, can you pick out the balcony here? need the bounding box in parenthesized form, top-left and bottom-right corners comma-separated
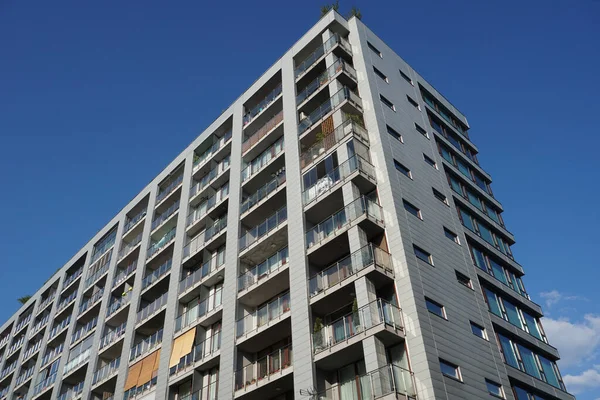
(123, 209, 147, 236)
(242, 111, 284, 159)
(30, 314, 50, 338)
(14, 314, 31, 334)
(238, 247, 289, 307)
(113, 261, 137, 289)
(156, 173, 183, 205)
(179, 255, 225, 300)
(0, 336, 9, 349)
(316, 364, 416, 400)
(297, 59, 357, 107)
(151, 200, 180, 232)
(186, 186, 229, 234)
(176, 381, 218, 400)
(78, 289, 104, 316)
(241, 138, 284, 186)
(175, 289, 223, 334)
(41, 343, 64, 367)
(234, 344, 293, 397)
(56, 291, 78, 314)
(22, 340, 42, 361)
(71, 316, 98, 344)
(130, 329, 163, 362)
(236, 292, 290, 347)
(49, 316, 71, 340)
(106, 292, 132, 319)
(298, 87, 362, 136)
(192, 131, 232, 174)
(141, 259, 172, 291)
(63, 347, 91, 376)
(118, 232, 144, 261)
(37, 292, 56, 314)
(0, 361, 16, 381)
(99, 322, 127, 351)
(136, 293, 168, 325)
(92, 357, 120, 386)
(189, 157, 231, 204)
(239, 206, 287, 256)
(182, 217, 227, 261)
(85, 262, 111, 289)
(295, 33, 352, 78)
(240, 174, 286, 217)
(169, 331, 221, 378)
(147, 227, 177, 260)
(7, 337, 24, 357)
(243, 84, 282, 128)
(57, 381, 84, 400)
(62, 267, 83, 292)
(15, 366, 35, 387)
(32, 373, 56, 397)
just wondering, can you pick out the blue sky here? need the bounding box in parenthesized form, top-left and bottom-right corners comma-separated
(0, 0, 598, 397)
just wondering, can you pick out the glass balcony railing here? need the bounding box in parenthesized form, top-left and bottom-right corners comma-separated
(15, 314, 31, 333)
(78, 289, 104, 315)
(175, 289, 223, 333)
(238, 247, 289, 293)
(187, 186, 229, 227)
(243, 84, 282, 127)
(22, 340, 42, 360)
(313, 299, 403, 353)
(123, 209, 147, 234)
(106, 292, 132, 318)
(236, 292, 290, 338)
(178, 381, 219, 400)
(37, 291, 56, 312)
(297, 59, 356, 105)
(62, 267, 83, 290)
(315, 364, 416, 399)
(240, 174, 286, 215)
(15, 366, 34, 387)
(295, 33, 352, 78)
(241, 138, 284, 183)
(141, 259, 172, 290)
(239, 206, 287, 251)
(0, 387, 9, 398)
(49, 316, 71, 339)
(303, 155, 374, 206)
(30, 314, 50, 337)
(99, 322, 127, 350)
(306, 196, 383, 249)
(242, 110, 284, 154)
(129, 329, 163, 361)
(136, 293, 168, 324)
(71, 316, 98, 344)
(151, 200, 180, 231)
(193, 131, 233, 172)
(300, 118, 368, 169)
(63, 347, 91, 375)
(85, 260, 111, 288)
(309, 244, 392, 297)
(57, 291, 78, 312)
(57, 381, 84, 400)
(234, 344, 292, 391)
(113, 261, 137, 288)
(0, 336, 9, 348)
(147, 227, 177, 259)
(92, 357, 120, 385)
(170, 331, 221, 376)
(182, 217, 227, 259)
(32, 373, 56, 396)
(298, 87, 362, 134)
(156, 174, 183, 204)
(7, 336, 24, 356)
(189, 157, 231, 199)
(41, 343, 64, 367)
(179, 254, 225, 294)
(118, 232, 144, 260)
(0, 361, 16, 379)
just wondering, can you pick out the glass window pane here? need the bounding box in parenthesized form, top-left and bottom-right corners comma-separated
(456, 159, 471, 178)
(467, 190, 483, 210)
(523, 312, 543, 341)
(460, 209, 475, 232)
(489, 260, 509, 285)
(484, 289, 502, 317)
(426, 299, 444, 318)
(538, 356, 561, 389)
(449, 176, 462, 194)
(503, 300, 523, 329)
(513, 386, 531, 400)
(498, 334, 519, 368)
(477, 221, 495, 245)
(517, 344, 541, 379)
(439, 360, 459, 379)
(486, 380, 503, 397)
(471, 246, 488, 272)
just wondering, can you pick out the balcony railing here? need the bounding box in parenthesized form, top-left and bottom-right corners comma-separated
(78, 289, 104, 315)
(147, 227, 177, 259)
(71, 316, 98, 344)
(297, 59, 356, 105)
(193, 131, 232, 172)
(32, 372, 56, 396)
(141, 259, 172, 290)
(298, 87, 362, 134)
(315, 364, 416, 399)
(57, 291, 78, 312)
(62, 267, 83, 291)
(0, 361, 16, 379)
(179, 254, 224, 294)
(136, 293, 168, 324)
(63, 347, 91, 375)
(169, 331, 221, 376)
(30, 314, 50, 337)
(309, 244, 392, 297)
(99, 322, 127, 350)
(243, 84, 282, 127)
(57, 381, 84, 400)
(93, 357, 120, 385)
(300, 118, 368, 169)
(106, 292, 132, 318)
(234, 344, 292, 391)
(15, 366, 34, 387)
(85, 259, 111, 288)
(239, 206, 287, 251)
(189, 157, 231, 199)
(295, 33, 352, 78)
(306, 196, 383, 249)
(236, 291, 290, 338)
(22, 340, 42, 360)
(113, 261, 137, 288)
(41, 343, 64, 367)
(313, 299, 403, 353)
(303, 155, 374, 206)
(15, 314, 32, 333)
(156, 174, 183, 204)
(37, 291, 56, 312)
(187, 186, 229, 227)
(118, 232, 144, 260)
(175, 289, 223, 333)
(49, 316, 71, 339)
(238, 247, 289, 292)
(7, 336, 25, 356)
(123, 209, 147, 234)
(241, 137, 284, 183)
(240, 174, 286, 215)
(151, 200, 180, 231)
(0, 336, 9, 348)
(178, 381, 218, 400)
(242, 110, 284, 155)
(129, 329, 163, 361)
(182, 217, 227, 259)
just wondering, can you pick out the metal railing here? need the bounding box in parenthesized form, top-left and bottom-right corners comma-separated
(57, 380, 84, 400)
(182, 217, 227, 260)
(156, 173, 183, 204)
(85, 257, 111, 288)
(190, 157, 231, 199)
(63, 347, 91, 375)
(141, 259, 172, 290)
(236, 291, 290, 338)
(136, 293, 168, 324)
(240, 173, 286, 215)
(170, 331, 221, 376)
(313, 299, 403, 353)
(32, 372, 56, 396)
(22, 340, 42, 360)
(298, 87, 362, 134)
(238, 247, 289, 292)
(151, 200, 180, 231)
(0, 361, 16, 379)
(123, 209, 147, 234)
(178, 381, 219, 400)
(306, 196, 383, 249)
(37, 291, 56, 313)
(118, 232, 144, 260)
(147, 227, 177, 259)
(243, 84, 282, 127)
(239, 206, 287, 251)
(179, 254, 224, 294)
(30, 314, 50, 337)
(234, 344, 292, 391)
(193, 131, 232, 172)
(99, 322, 127, 350)
(49, 316, 71, 339)
(297, 59, 356, 104)
(15, 365, 34, 387)
(61, 267, 83, 291)
(242, 110, 284, 154)
(241, 137, 284, 183)
(0, 336, 8, 348)
(93, 357, 120, 385)
(106, 292, 132, 318)
(41, 343, 64, 367)
(295, 33, 352, 77)
(187, 185, 229, 227)
(7, 336, 24, 356)
(175, 289, 223, 333)
(71, 316, 98, 344)
(309, 244, 392, 297)
(57, 291, 78, 312)
(129, 329, 163, 361)
(113, 261, 137, 288)
(15, 313, 32, 333)
(78, 289, 104, 315)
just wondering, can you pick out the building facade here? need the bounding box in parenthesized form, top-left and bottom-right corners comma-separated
(0, 11, 574, 400)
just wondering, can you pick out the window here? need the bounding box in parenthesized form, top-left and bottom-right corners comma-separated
(470, 322, 487, 339)
(468, 243, 528, 298)
(407, 95, 420, 110)
(394, 160, 411, 178)
(426, 298, 445, 318)
(414, 245, 433, 265)
(439, 359, 460, 380)
(373, 66, 388, 82)
(399, 69, 413, 85)
(387, 125, 402, 142)
(455, 271, 472, 288)
(512, 385, 549, 400)
(423, 154, 437, 169)
(367, 41, 382, 58)
(380, 95, 395, 111)
(403, 200, 422, 219)
(444, 228, 460, 244)
(432, 188, 448, 205)
(486, 380, 504, 398)
(415, 123, 428, 138)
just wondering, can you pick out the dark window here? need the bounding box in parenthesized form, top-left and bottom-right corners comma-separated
(432, 188, 448, 205)
(486, 380, 504, 398)
(426, 298, 445, 318)
(415, 123, 428, 138)
(407, 95, 420, 109)
(439, 359, 460, 380)
(444, 228, 459, 244)
(394, 160, 411, 178)
(399, 69, 413, 84)
(423, 154, 437, 168)
(380, 95, 395, 111)
(387, 125, 402, 142)
(403, 200, 422, 219)
(373, 66, 388, 82)
(455, 271, 472, 288)
(367, 41, 382, 58)
(414, 245, 433, 264)
(471, 322, 487, 339)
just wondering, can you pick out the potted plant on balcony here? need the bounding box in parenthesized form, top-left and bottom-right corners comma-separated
(352, 298, 362, 333)
(313, 317, 324, 351)
(315, 132, 326, 156)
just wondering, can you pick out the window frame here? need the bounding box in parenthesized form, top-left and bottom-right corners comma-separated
(367, 41, 383, 58)
(415, 123, 429, 138)
(380, 94, 395, 111)
(444, 227, 460, 244)
(407, 95, 420, 110)
(485, 379, 505, 399)
(413, 245, 433, 265)
(403, 200, 422, 220)
(387, 125, 403, 142)
(455, 270, 472, 289)
(423, 154, 437, 169)
(399, 69, 413, 85)
(394, 160, 412, 179)
(426, 298, 446, 319)
(373, 66, 388, 83)
(432, 188, 449, 205)
(439, 359, 461, 381)
(470, 321, 487, 340)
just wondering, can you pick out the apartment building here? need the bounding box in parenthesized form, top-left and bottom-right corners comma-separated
(0, 10, 574, 400)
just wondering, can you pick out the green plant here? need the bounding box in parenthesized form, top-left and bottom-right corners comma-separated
(347, 6, 362, 20)
(18, 295, 31, 305)
(352, 298, 359, 313)
(313, 317, 323, 333)
(315, 132, 327, 143)
(320, 0, 340, 17)
(346, 113, 364, 127)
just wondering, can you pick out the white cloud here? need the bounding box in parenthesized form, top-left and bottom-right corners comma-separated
(564, 366, 600, 394)
(543, 315, 600, 368)
(540, 290, 587, 310)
